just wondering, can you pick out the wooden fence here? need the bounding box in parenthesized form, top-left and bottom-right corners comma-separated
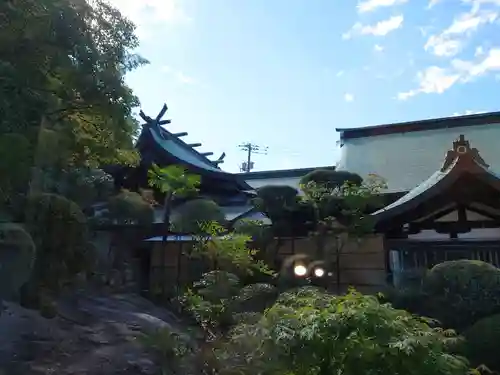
(149, 235, 388, 297)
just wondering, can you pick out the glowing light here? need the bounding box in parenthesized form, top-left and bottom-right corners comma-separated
(313, 268, 325, 277)
(293, 264, 307, 277)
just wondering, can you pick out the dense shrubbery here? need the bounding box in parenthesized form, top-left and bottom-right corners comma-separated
(20, 193, 92, 309)
(461, 313, 500, 370)
(107, 189, 154, 225)
(215, 288, 470, 375)
(0, 223, 36, 302)
(172, 199, 226, 234)
(422, 260, 500, 329)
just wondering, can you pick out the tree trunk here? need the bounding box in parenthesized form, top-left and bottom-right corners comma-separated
(161, 192, 173, 248)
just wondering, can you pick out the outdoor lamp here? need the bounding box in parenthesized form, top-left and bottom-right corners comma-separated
(293, 263, 308, 277)
(313, 267, 325, 277)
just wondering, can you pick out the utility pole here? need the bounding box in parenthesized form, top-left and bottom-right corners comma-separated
(238, 142, 268, 172)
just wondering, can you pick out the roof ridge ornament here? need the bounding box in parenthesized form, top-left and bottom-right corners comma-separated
(139, 103, 172, 140)
(441, 134, 489, 172)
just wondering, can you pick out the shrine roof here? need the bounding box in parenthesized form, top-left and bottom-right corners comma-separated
(372, 134, 500, 223)
(136, 104, 252, 190)
(146, 126, 222, 172)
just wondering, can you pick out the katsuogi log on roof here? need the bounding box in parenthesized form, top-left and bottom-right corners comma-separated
(120, 104, 252, 192)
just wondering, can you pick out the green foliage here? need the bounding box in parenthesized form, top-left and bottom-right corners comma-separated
(422, 260, 500, 329)
(462, 313, 500, 371)
(107, 189, 154, 225)
(43, 167, 115, 210)
(0, 133, 32, 209)
(0, 0, 145, 168)
(232, 218, 273, 250)
(172, 199, 226, 234)
(140, 328, 192, 373)
(299, 174, 387, 289)
(191, 221, 274, 276)
(0, 223, 36, 300)
(148, 164, 201, 198)
(255, 185, 299, 214)
(299, 169, 362, 195)
(23, 193, 91, 295)
(254, 185, 300, 236)
(181, 271, 277, 333)
(222, 288, 471, 375)
(182, 271, 241, 331)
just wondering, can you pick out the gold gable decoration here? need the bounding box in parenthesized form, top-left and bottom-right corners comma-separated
(440, 134, 489, 172)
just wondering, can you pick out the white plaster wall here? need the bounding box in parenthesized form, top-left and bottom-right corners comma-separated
(337, 123, 500, 193)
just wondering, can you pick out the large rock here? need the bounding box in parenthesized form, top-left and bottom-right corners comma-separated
(0, 291, 189, 374)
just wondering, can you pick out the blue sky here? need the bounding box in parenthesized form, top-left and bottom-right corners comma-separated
(109, 0, 500, 173)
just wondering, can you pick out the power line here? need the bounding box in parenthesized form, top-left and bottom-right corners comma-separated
(238, 142, 268, 172)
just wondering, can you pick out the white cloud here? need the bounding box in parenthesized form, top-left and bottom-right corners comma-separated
(357, 0, 407, 13)
(336, 70, 345, 77)
(343, 15, 404, 39)
(475, 45, 485, 56)
(425, 7, 498, 57)
(374, 44, 384, 52)
(398, 48, 500, 99)
(452, 110, 486, 116)
(162, 65, 197, 85)
(427, 0, 442, 8)
(176, 72, 197, 85)
(344, 93, 355, 102)
(105, 0, 191, 40)
(397, 66, 460, 100)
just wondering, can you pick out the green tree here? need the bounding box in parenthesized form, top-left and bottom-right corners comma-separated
(254, 185, 300, 236)
(0, 0, 145, 205)
(147, 164, 201, 243)
(300, 173, 386, 292)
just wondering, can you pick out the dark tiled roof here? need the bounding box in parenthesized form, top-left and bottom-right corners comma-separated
(237, 166, 335, 180)
(337, 111, 500, 141)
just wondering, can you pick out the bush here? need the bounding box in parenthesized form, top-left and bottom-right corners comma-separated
(462, 313, 500, 371)
(22, 193, 91, 297)
(0, 223, 36, 301)
(172, 199, 226, 234)
(299, 169, 362, 189)
(221, 288, 470, 375)
(108, 189, 154, 225)
(422, 260, 500, 329)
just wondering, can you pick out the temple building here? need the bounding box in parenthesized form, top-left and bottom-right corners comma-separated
(107, 104, 265, 225)
(336, 112, 500, 285)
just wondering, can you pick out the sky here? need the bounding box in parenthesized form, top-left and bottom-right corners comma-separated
(108, 0, 500, 173)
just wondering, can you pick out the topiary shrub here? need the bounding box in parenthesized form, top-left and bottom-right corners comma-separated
(422, 260, 500, 329)
(0, 223, 36, 301)
(299, 169, 362, 190)
(172, 199, 226, 234)
(461, 313, 500, 371)
(107, 189, 154, 225)
(21, 193, 91, 306)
